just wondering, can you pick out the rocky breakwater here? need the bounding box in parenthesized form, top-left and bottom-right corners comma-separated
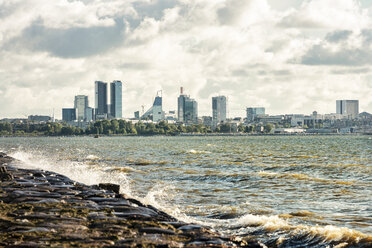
(0, 152, 261, 247)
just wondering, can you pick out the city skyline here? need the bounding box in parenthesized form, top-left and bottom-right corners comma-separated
(1, 0, 372, 119)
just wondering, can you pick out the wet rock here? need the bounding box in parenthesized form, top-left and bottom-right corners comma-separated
(178, 224, 205, 231)
(139, 227, 176, 235)
(0, 165, 14, 181)
(98, 183, 120, 194)
(32, 172, 45, 178)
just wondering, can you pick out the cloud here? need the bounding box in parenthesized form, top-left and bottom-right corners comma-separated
(5, 19, 126, 58)
(0, 0, 371, 119)
(300, 29, 372, 66)
(279, 0, 371, 30)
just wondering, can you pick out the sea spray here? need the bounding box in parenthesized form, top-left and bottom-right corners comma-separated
(9, 150, 132, 196)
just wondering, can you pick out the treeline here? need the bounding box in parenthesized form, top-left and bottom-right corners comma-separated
(0, 120, 274, 136)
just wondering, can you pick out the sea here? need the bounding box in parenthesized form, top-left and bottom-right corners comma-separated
(0, 135, 371, 247)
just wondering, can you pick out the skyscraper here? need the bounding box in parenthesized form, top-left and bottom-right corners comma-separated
(141, 92, 164, 122)
(110, 80, 122, 119)
(336, 100, 359, 119)
(62, 108, 76, 122)
(177, 87, 198, 124)
(212, 96, 227, 126)
(95, 81, 108, 119)
(74, 95, 88, 121)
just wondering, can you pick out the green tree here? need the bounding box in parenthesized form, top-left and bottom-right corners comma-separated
(264, 123, 273, 133)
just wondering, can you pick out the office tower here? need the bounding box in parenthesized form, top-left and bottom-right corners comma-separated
(95, 81, 108, 118)
(336, 100, 359, 119)
(246, 107, 265, 122)
(212, 96, 227, 126)
(110, 80, 122, 119)
(178, 87, 186, 122)
(74, 95, 88, 121)
(62, 108, 76, 122)
(85, 107, 94, 122)
(141, 91, 164, 122)
(184, 99, 198, 123)
(177, 87, 198, 123)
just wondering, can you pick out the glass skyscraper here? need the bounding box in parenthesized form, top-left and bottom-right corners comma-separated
(74, 95, 88, 121)
(95, 81, 108, 118)
(110, 81, 122, 119)
(212, 96, 227, 126)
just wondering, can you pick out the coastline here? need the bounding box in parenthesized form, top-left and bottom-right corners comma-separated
(0, 152, 260, 247)
(0, 132, 367, 138)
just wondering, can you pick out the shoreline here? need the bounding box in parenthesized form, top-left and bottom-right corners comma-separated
(0, 132, 368, 138)
(0, 152, 260, 247)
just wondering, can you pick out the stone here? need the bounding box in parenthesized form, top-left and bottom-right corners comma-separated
(0, 165, 14, 181)
(98, 183, 120, 194)
(139, 227, 176, 235)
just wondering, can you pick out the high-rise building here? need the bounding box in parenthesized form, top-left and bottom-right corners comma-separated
(246, 107, 265, 122)
(212, 96, 227, 126)
(95, 81, 108, 118)
(336, 100, 359, 119)
(141, 91, 164, 122)
(62, 108, 76, 122)
(178, 87, 198, 124)
(74, 95, 88, 121)
(110, 80, 122, 119)
(85, 107, 94, 122)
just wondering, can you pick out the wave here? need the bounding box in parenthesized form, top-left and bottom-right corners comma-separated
(236, 213, 372, 247)
(257, 171, 355, 186)
(187, 149, 211, 154)
(9, 150, 132, 196)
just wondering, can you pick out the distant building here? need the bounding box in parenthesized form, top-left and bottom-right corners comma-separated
(202, 116, 213, 127)
(74, 95, 89, 121)
(85, 107, 94, 122)
(212, 96, 227, 127)
(62, 108, 76, 122)
(110, 80, 122, 119)
(336, 100, 359, 119)
(28, 115, 51, 122)
(256, 115, 284, 124)
(178, 87, 198, 124)
(165, 111, 177, 123)
(134, 111, 140, 119)
(95, 81, 108, 118)
(246, 107, 265, 122)
(141, 91, 165, 122)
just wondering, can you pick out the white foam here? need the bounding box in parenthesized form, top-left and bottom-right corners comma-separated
(237, 213, 369, 242)
(9, 150, 132, 196)
(187, 149, 211, 154)
(237, 214, 290, 230)
(86, 155, 100, 160)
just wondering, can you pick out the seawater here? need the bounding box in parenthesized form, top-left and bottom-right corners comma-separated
(1, 136, 371, 247)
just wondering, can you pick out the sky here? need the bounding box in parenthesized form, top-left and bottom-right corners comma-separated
(1, 0, 372, 119)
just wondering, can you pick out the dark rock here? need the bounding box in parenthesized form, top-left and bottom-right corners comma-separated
(98, 183, 120, 194)
(139, 227, 176, 235)
(0, 165, 14, 181)
(32, 172, 45, 178)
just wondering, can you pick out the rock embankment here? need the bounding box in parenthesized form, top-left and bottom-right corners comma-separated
(0, 153, 260, 247)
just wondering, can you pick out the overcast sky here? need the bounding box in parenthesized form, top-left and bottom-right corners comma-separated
(1, 0, 372, 119)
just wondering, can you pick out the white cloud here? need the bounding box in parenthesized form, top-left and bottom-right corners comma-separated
(0, 0, 371, 119)
(279, 0, 371, 30)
